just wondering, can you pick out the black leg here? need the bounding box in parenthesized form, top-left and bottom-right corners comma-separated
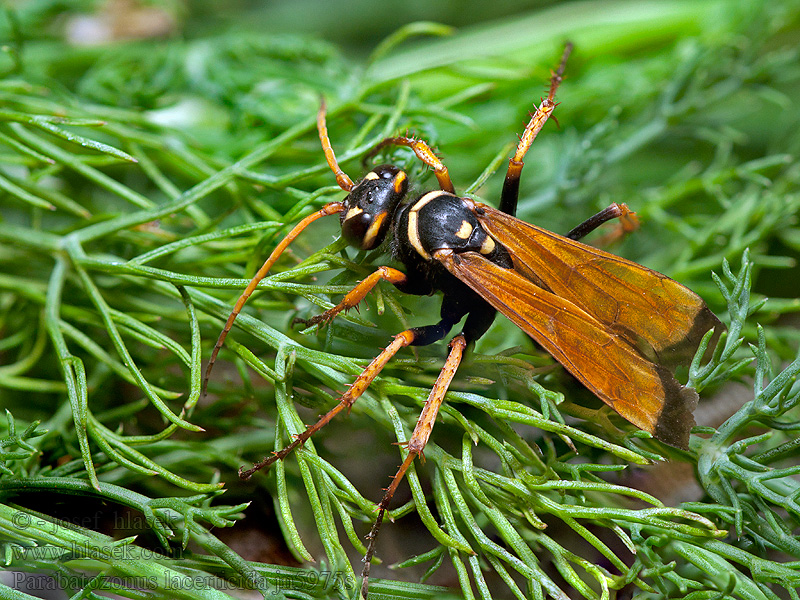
(460, 302, 497, 344)
(565, 202, 638, 241)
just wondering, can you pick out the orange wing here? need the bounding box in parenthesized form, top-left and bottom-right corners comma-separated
(475, 204, 721, 367)
(436, 204, 721, 449)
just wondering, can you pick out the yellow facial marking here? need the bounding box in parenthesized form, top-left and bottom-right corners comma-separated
(407, 211, 431, 260)
(363, 171, 380, 180)
(393, 171, 407, 193)
(455, 220, 473, 240)
(344, 206, 364, 221)
(362, 212, 387, 249)
(479, 236, 496, 255)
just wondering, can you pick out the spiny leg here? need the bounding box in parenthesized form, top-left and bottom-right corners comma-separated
(293, 266, 408, 328)
(565, 202, 639, 242)
(364, 136, 455, 194)
(360, 333, 468, 599)
(500, 42, 573, 216)
(202, 202, 344, 397)
(240, 307, 462, 479)
(240, 329, 414, 479)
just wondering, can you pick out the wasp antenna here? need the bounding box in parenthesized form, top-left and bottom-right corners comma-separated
(318, 98, 354, 192)
(202, 202, 344, 398)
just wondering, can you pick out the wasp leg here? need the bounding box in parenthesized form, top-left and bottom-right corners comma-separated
(203, 202, 345, 397)
(500, 43, 572, 217)
(239, 301, 466, 480)
(258, 280, 471, 481)
(364, 136, 455, 194)
(293, 266, 408, 328)
(565, 202, 639, 243)
(240, 329, 411, 478)
(360, 333, 467, 599)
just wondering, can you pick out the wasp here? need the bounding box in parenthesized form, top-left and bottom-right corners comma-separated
(203, 43, 721, 597)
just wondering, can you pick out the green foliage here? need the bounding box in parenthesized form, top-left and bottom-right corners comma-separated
(1, 1, 799, 599)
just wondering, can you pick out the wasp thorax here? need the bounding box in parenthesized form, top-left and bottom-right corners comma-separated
(340, 164, 408, 250)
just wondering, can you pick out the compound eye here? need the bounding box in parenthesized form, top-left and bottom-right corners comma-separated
(342, 207, 390, 250)
(341, 208, 371, 248)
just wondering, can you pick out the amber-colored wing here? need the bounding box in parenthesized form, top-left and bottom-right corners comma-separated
(438, 250, 701, 448)
(475, 204, 721, 368)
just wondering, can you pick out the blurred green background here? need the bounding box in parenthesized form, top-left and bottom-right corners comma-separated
(1, 1, 799, 599)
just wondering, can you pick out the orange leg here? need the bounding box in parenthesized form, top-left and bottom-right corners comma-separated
(360, 334, 467, 598)
(500, 43, 573, 215)
(365, 136, 455, 194)
(592, 203, 640, 246)
(202, 202, 344, 397)
(239, 329, 417, 480)
(293, 265, 408, 328)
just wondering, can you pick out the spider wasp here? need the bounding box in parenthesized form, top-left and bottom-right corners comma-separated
(203, 43, 721, 597)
